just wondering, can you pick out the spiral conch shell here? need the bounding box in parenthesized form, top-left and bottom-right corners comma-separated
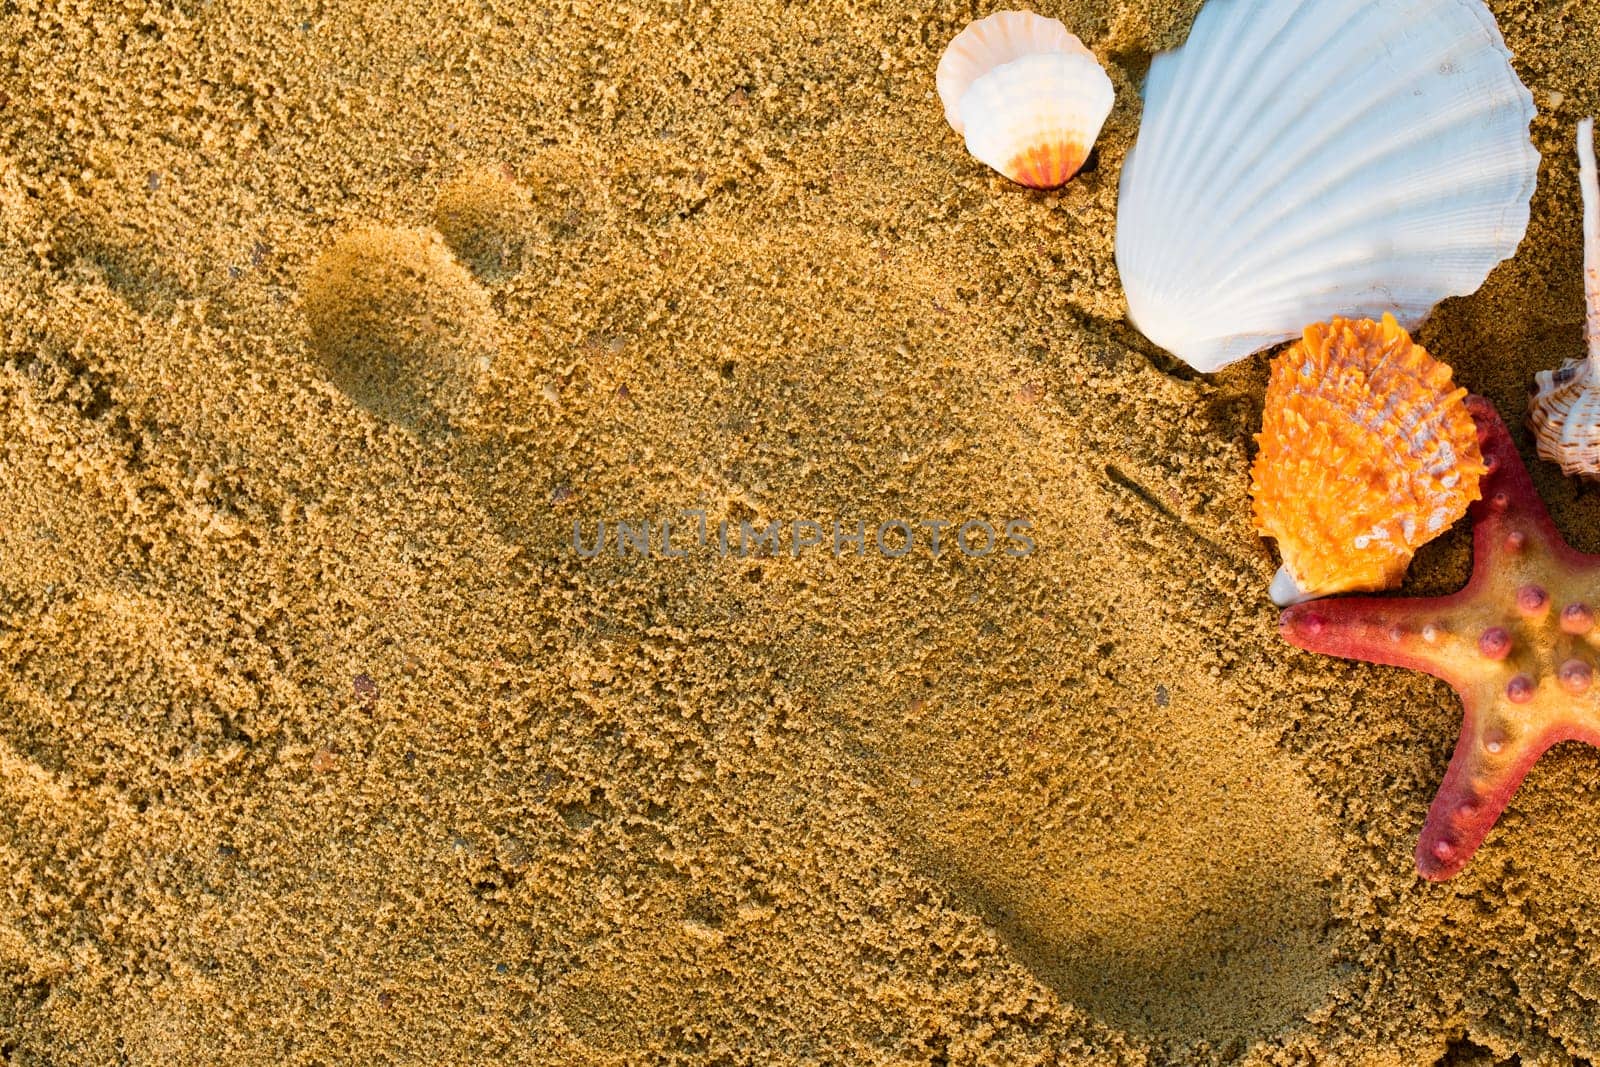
(1528, 118, 1600, 478)
(936, 11, 1113, 189)
(1252, 316, 1486, 607)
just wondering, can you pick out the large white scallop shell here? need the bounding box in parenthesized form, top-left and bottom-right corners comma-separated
(937, 11, 1114, 189)
(1115, 0, 1540, 373)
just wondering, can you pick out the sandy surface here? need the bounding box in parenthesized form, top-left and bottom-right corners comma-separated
(3, 0, 1600, 1063)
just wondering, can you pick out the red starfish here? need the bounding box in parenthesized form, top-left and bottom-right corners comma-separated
(1280, 395, 1600, 881)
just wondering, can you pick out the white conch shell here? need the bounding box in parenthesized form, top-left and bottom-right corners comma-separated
(937, 11, 1114, 189)
(1115, 0, 1540, 373)
(1528, 118, 1600, 478)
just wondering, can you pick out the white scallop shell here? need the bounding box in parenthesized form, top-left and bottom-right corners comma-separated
(1115, 0, 1540, 373)
(1529, 118, 1600, 478)
(937, 12, 1114, 189)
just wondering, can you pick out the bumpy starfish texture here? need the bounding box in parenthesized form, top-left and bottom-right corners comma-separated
(1281, 395, 1600, 881)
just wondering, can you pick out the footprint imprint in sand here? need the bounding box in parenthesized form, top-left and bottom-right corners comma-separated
(819, 565, 1342, 1057)
(294, 181, 1345, 1056)
(432, 165, 540, 281)
(927, 671, 1336, 1050)
(533, 224, 1350, 1057)
(302, 223, 499, 432)
(303, 162, 566, 433)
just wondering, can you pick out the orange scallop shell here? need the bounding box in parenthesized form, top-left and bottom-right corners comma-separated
(1251, 315, 1485, 603)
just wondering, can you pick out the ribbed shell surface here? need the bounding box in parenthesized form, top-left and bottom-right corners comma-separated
(1530, 360, 1600, 478)
(1116, 0, 1539, 373)
(958, 51, 1114, 188)
(936, 11, 1093, 133)
(1251, 316, 1485, 600)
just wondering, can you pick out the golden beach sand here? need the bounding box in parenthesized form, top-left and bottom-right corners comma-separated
(2, 0, 1600, 1062)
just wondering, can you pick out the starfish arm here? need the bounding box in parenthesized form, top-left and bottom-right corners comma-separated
(1465, 395, 1579, 572)
(1417, 722, 1600, 880)
(1415, 708, 1539, 880)
(1280, 595, 1466, 688)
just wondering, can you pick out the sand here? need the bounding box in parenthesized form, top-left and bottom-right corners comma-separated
(2, 0, 1600, 1063)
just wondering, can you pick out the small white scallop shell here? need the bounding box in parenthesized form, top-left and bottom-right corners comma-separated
(937, 11, 1114, 189)
(1528, 118, 1600, 478)
(1114, 0, 1540, 373)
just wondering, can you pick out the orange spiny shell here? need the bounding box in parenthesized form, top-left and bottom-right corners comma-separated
(1251, 315, 1485, 606)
